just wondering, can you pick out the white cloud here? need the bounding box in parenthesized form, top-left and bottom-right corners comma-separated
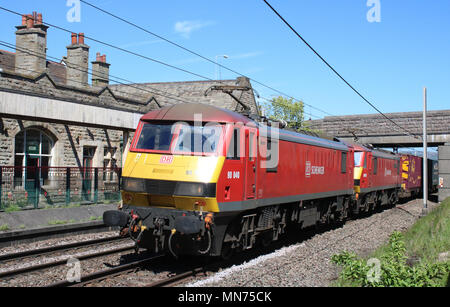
(228, 51, 264, 60)
(174, 20, 214, 38)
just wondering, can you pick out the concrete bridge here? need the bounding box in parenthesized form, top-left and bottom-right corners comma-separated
(309, 109, 450, 148)
(309, 109, 450, 202)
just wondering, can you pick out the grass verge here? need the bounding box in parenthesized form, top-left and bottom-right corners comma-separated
(332, 198, 450, 287)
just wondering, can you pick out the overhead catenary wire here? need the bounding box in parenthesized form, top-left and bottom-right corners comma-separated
(0, 5, 330, 121)
(0, 5, 423, 141)
(0, 44, 405, 139)
(0, 46, 423, 147)
(261, 0, 420, 140)
(0, 6, 215, 82)
(0, 39, 329, 122)
(77, 0, 424, 139)
(77, 0, 335, 118)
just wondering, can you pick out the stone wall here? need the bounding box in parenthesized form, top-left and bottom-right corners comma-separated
(0, 117, 128, 167)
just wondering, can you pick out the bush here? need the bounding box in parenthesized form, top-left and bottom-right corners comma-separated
(332, 232, 449, 287)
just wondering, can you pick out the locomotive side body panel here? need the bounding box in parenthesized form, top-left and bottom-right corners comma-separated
(367, 153, 401, 192)
(256, 138, 354, 203)
(354, 147, 401, 194)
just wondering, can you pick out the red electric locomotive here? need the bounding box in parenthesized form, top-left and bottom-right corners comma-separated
(353, 145, 401, 213)
(104, 103, 356, 257)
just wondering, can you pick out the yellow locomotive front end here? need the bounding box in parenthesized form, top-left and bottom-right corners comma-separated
(103, 114, 229, 257)
(121, 152, 224, 213)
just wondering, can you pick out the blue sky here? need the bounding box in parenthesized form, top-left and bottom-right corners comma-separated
(0, 0, 449, 119)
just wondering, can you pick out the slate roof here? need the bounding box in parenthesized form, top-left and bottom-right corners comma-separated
(109, 77, 259, 115)
(0, 50, 66, 84)
(0, 50, 15, 71)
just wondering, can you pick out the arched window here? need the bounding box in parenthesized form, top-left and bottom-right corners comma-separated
(14, 129, 54, 187)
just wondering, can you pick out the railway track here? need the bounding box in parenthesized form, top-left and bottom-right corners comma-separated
(47, 253, 165, 287)
(0, 236, 133, 279)
(0, 235, 123, 262)
(0, 221, 118, 249)
(145, 266, 207, 287)
(1, 201, 422, 287)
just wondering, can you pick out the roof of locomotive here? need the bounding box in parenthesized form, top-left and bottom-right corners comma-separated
(353, 144, 400, 160)
(140, 103, 253, 124)
(259, 124, 351, 151)
(140, 103, 350, 151)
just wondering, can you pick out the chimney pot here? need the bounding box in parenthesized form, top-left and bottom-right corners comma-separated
(78, 33, 85, 45)
(26, 14, 34, 28)
(92, 53, 110, 87)
(36, 13, 43, 25)
(15, 13, 48, 76)
(66, 33, 90, 87)
(71, 33, 77, 45)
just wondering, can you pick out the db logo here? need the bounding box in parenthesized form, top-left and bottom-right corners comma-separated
(160, 155, 174, 164)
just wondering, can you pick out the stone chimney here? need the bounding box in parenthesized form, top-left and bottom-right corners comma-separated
(65, 33, 90, 88)
(15, 12, 48, 76)
(91, 52, 110, 87)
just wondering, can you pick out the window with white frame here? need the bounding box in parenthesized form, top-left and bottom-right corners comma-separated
(103, 147, 117, 181)
(14, 129, 54, 187)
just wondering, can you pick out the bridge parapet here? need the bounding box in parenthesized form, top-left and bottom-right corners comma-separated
(309, 109, 450, 147)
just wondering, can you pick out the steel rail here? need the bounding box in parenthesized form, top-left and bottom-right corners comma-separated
(0, 235, 124, 262)
(0, 244, 134, 279)
(47, 253, 165, 287)
(145, 266, 207, 287)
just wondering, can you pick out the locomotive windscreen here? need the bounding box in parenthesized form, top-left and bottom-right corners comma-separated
(136, 123, 173, 151)
(354, 152, 364, 167)
(134, 122, 223, 155)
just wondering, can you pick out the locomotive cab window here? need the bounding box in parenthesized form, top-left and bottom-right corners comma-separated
(135, 123, 173, 151)
(354, 152, 363, 167)
(227, 128, 241, 160)
(341, 152, 347, 173)
(266, 137, 278, 173)
(249, 132, 256, 161)
(133, 121, 223, 155)
(373, 157, 378, 175)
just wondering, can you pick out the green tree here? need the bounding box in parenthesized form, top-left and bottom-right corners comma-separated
(262, 96, 310, 132)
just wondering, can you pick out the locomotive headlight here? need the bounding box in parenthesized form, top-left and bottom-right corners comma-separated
(175, 182, 205, 197)
(122, 177, 145, 193)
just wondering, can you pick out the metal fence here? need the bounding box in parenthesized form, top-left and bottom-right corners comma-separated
(0, 166, 122, 211)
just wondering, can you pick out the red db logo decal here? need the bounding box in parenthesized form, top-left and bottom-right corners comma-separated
(160, 155, 174, 164)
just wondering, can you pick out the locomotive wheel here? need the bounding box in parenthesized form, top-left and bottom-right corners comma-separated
(220, 242, 234, 260)
(259, 231, 272, 248)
